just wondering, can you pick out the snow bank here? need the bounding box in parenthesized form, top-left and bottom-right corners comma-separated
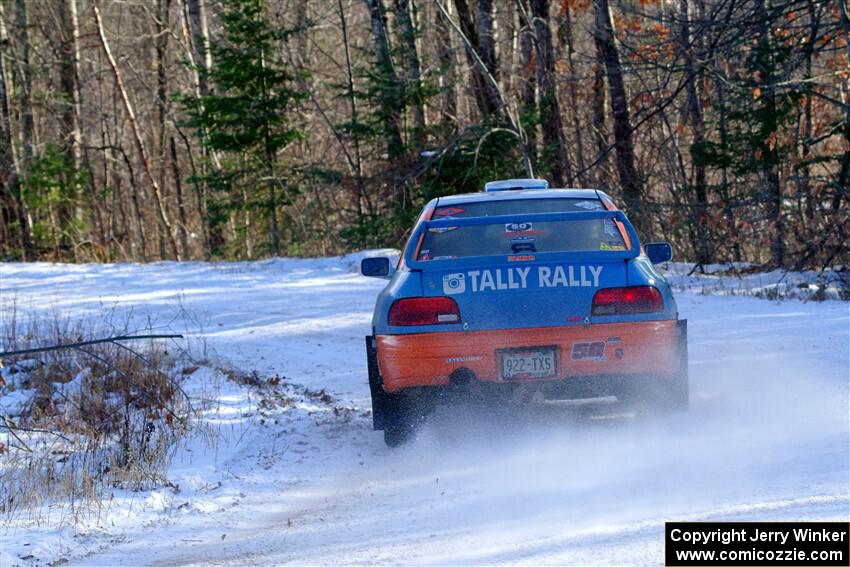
(660, 262, 848, 301)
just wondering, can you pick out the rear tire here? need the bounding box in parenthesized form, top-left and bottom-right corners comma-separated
(383, 425, 415, 448)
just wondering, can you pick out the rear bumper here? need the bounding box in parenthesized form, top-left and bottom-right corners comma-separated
(376, 320, 679, 393)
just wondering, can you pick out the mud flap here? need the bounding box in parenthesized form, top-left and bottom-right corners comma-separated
(365, 335, 394, 430)
(675, 319, 690, 409)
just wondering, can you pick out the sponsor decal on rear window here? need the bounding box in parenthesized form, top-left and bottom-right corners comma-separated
(505, 222, 533, 234)
(574, 200, 605, 210)
(600, 242, 626, 251)
(434, 207, 465, 217)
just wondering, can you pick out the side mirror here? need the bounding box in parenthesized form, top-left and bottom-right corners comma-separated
(361, 257, 392, 278)
(645, 242, 673, 264)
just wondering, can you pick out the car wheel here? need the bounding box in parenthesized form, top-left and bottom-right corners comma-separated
(383, 425, 415, 448)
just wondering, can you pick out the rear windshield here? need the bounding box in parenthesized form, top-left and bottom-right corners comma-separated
(417, 217, 627, 261)
(433, 198, 605, 218)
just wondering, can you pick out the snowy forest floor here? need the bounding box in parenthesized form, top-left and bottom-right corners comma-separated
(1, 255, 848, 566)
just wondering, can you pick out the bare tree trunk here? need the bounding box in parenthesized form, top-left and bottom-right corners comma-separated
(76, 14, 104, 260)
(834, 0, 850, 210)
(453, 0, 499, 118)
(185, 0, 211, 97)
(99, 97, 117, 259)
(57, 0, 82, 259)
(592, 0, 645, 235)
(518, 0, 537, 167)
(266, 162, 281, 256)
(117, 144, 148, 261)
(435, 0, 533, 176)
(557, 3, 588, 186)
(531, 0, 572, 186)
(394, 0, 426, 147)
(0, 2, 32, 260)
(504, 8, 518, 101)
(823, 0, 850, 268)
(94, 4, 181, 260)
(434, 1, 458, 129)
(257, 42, 282, 256)
(591, 36, 608, 187)
(365, 0, 405, 160)
(337, 0, 369, 218)
(475, 0, 500, 113)
(715, 60, 738, 262)
(14, 0, 33, 170)
(156, 0, 171, 190)
(155, 0, 173, 259)
(799, 0, 819, 228)
(754, 0, 783, 266)
(240, 186, 252, 259)
(180, 0, 214, 257)
(170, 136, 189, 256)
(679, 0, 710, 264)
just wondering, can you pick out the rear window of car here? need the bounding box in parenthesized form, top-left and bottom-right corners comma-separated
(417, 217, 627, 261)
(432, 198, 604, 218)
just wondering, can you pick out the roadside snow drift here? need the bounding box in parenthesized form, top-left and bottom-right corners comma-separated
(0, 255, 847, 566)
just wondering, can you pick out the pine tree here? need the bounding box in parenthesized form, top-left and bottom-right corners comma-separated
(182, 0, 305, 256)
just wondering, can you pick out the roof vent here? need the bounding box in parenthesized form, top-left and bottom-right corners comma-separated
(484, 178, 549, 192)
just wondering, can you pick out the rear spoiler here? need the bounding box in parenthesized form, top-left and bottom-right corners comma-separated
(405, 210, 641, 270)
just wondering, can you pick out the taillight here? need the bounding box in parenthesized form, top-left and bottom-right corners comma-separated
(592, 286, 663, 315)
(388, 297, 461, 326)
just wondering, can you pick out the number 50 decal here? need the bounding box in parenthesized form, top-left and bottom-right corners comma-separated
(571, 341, 606, 360)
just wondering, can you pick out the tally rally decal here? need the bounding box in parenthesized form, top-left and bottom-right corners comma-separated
(442, 265, 604, 294)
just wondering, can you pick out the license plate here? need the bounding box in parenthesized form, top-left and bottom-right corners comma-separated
(499, 347, 558, 380)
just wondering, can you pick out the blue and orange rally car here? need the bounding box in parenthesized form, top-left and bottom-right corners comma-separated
(361, 179, 688, 446)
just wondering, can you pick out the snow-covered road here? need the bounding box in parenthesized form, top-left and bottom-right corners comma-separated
(1, 257, 848, 566)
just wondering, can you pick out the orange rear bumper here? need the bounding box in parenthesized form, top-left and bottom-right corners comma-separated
(376, 321, 678, 392)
